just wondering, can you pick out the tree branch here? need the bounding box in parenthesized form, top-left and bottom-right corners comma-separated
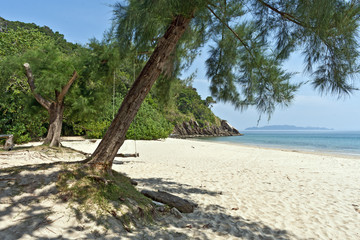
(256, 0, 306, 28)
(206, 4, 269, 84)
(256, 0, 333, 59)
(206, 5, 254, 59)
(57, 70, 78, 103)
(23, 63, 51, 110)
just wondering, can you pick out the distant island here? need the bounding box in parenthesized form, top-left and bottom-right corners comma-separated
(245, 125, 333, 131)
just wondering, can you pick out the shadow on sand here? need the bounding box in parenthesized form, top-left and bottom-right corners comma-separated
(0, 160, 297, 239)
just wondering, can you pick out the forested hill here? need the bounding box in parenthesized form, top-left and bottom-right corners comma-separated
(0, 17, 240, 143)
(0, 17, 79, 53)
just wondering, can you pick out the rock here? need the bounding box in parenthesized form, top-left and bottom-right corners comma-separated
(171, 120, 242, 138)
(130, 179, 138, 186)
(221, 120, 240, 134)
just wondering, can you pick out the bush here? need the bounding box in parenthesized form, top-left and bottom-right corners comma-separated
(126, 99, 174, 140)
(175, 86, 217, 127)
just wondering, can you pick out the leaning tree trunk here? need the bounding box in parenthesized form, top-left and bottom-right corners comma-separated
(87, 15, 193, 174)
(23, 63, 78, 147)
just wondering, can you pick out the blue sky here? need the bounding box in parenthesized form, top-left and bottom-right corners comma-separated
(2, 1, 360, 130)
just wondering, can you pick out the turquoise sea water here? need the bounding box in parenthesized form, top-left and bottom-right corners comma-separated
(199, 131, 360, 156)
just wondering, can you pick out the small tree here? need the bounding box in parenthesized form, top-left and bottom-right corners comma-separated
(21, 43, 80, 147)
(23, 62, 77, 147)
(205, 96, 216, 109)
(1, 42, 80, 147)
(0, 28, 72, 143)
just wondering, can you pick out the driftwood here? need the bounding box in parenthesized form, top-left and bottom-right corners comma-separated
(63, 146, 139, 158)
(141, 189, 197, 213)
(115, 153, 139, 158)
(0, 134, 14, 151)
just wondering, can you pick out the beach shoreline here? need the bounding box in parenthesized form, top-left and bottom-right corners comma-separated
(1, 138, 360, 239)
(190, 136, 360, 160)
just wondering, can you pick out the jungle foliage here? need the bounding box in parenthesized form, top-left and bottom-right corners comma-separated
(0, 18, 216, 143)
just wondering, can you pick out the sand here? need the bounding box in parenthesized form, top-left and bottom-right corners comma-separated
(1, 138, 360, 239)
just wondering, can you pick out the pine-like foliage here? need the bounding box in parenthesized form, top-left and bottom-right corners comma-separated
(113, 0, 360, 118)
(252, 0, 360, 95)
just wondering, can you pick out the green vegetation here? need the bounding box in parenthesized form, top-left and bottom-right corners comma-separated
(56, 164, 154, 230)
(0, 28, 50, 56)
(86, 0, 360, 172)
(112, 0, 359, 118)
(126, 98, 174, 140)
(176, 86, 217, 127)
(2, 0, 358, 148)
(0, 18, 217, 144)
(0, 16, 79, 53)
(1, 0, 360, 232)
(0, 144, 155, 231)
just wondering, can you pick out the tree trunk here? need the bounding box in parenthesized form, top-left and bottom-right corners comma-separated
(0, 135, 14, 150)
(43, 102, 64, 147)
(87, 15, 192, 174)
(23, 63, 77, 148)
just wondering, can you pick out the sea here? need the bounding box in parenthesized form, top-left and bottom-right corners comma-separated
(198, 131, 360, 156)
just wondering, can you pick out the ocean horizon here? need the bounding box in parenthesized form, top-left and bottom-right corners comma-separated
(197, 130, 360, 156)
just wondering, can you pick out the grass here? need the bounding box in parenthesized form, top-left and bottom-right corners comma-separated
(1, 145, 157, 232)
(56, 164, 155, 231)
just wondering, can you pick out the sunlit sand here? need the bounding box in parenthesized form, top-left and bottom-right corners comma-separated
(1, 138, 359, 239)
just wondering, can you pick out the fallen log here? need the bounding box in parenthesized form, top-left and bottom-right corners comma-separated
(141, 189, 196, 213)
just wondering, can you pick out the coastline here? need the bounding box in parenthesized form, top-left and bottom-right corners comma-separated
(1, 138, 359, 239)
(192, 136, 360, 160)
(194, 130, 360, 158)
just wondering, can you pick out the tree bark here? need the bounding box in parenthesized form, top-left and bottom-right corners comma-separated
(87, 15, 192, 173)
(43, 102, 64, 147)
(0, 135, 14, 150)
(141, 189, 197, 213)
(23, 63, 77, 147)
(23, 63, 51, 109)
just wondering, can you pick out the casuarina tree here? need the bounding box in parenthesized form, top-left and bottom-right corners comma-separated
(1, 42, 80, 147)
(87, 0, 360, 173)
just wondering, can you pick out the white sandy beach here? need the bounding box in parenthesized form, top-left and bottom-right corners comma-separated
(1, 138, 360, 239)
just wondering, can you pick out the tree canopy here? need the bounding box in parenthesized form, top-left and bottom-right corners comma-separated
(113, 0, 360, 118)
(84, 0, 360, 173)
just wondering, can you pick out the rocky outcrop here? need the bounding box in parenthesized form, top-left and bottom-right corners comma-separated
(171, 120, 242, 138)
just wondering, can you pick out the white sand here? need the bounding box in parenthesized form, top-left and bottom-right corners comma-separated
(1, 138, 360, 239)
